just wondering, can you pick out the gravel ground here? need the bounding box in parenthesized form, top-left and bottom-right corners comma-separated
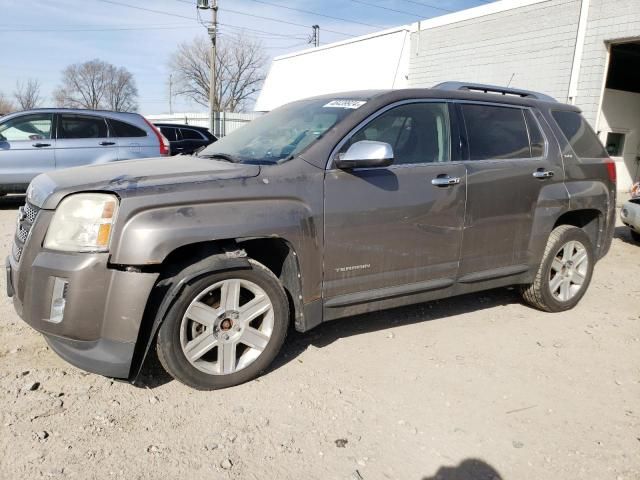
(0, 194, 638, 480)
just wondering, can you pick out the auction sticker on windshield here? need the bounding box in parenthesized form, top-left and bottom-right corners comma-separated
(323, 100, 367, 109)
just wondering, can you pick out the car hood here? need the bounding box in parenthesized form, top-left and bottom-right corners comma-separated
(28, 156, 261, 209)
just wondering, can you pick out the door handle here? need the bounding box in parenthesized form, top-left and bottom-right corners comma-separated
(99, 141, 116, 146)
(431, 175, 461, 187)
(532, 169, 554, 179)
(32, 143, 51, 148)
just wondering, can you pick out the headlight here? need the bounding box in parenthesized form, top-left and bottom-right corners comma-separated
(44, 193, 119, 252)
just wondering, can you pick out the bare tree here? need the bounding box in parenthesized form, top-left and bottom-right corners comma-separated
(0, 92, 15, 116)
(14, 79, 43, 110)
(169, 35, 266, 112)
(53, 59, 138, 112)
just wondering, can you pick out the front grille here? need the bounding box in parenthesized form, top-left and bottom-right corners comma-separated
(12, 202, 41, 263)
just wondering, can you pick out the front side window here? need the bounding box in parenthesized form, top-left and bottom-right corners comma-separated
(462, 104, 531, 160)
(0, 114, 53, 142)
(199, 97, 369, 164)
(339, 102, 451, 165)
(552, 110, 607, 159)
(58, 115, 108, 139)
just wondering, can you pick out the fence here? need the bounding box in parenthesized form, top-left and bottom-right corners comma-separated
(144, 112, 263, 137)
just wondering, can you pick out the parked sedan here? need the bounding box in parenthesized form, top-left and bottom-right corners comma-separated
(0, 109, 170, 194)
(621, 182, 640, 242)
(154, 123, 217, 155)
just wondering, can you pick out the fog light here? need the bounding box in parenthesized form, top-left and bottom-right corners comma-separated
(48, 278, 68, 324)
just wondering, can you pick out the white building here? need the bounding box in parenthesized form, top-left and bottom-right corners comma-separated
(256, 0, 640, 192)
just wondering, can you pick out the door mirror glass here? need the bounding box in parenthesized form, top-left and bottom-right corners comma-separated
(335, 140, 394, 169)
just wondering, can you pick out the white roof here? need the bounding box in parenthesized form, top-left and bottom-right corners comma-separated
(254, 26, 411, 111)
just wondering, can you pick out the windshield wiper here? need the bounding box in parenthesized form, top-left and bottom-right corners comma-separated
(198, 153, 238, 163)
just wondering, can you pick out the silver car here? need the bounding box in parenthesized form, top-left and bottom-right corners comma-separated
(0, 109, 170, 194)
(621, 182, 640, 242)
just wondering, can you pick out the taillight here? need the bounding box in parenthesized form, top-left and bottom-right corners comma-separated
(143, 117, 170, 156)
(605, 158, 616, 184)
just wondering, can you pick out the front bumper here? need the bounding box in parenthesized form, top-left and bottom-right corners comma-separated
(8, 236, 159, 379)
(621, 200, 640, 232)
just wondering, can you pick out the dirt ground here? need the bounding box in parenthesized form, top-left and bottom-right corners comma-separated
(0, 194, 638, 480)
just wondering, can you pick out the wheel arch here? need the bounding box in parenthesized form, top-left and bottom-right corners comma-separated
(128, 236, 309, 382)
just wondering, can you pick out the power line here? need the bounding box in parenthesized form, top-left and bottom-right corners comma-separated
(242, 0, 384, 29)
(0, 25, 199, 33)
(96, 0, 197, 21)
(395, 0, 454, 12)
(348, 0, 432, 18)
(173, 0, 356, 38)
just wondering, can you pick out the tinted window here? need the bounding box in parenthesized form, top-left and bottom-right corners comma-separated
(462, 104, 530, 160)
(180, 128, 204, 140)
(524, 109, 545, 157)
(58, 115, 107, 139)
(552, 110, 607, 158)
(341, 102, 451, 165)
(109, 119, 147, 138)
(159, 127, 178, 141)
(0, 113, 53, 141)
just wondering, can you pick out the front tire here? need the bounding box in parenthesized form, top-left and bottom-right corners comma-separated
(630, 229, 640, 243)
(521, 225, 594, 312)
(156, 259, 289, 390)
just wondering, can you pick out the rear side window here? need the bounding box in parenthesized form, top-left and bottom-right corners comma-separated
(109, 119, 147, 138)
(551, 110, 607, 158)
(180, 128, 204, 140)
(524, 110, 545, 157)
(462, 104, 531, 160)
(159, 127, 178, 141)
(58, 114, 108, 139)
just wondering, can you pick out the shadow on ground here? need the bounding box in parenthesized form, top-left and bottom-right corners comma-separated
(423, 458, 503, 480)
(614, 225, 639, 246)
(0, 194, 25, 210)
(136, 287, 521, 389)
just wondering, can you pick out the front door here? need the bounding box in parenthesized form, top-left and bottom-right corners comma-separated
(55, 113, 118, 168)
(323, 102, 466, 305)
(0, 113, 55, 190)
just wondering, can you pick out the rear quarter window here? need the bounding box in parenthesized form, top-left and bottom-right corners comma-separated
(109, 118, 147, 138)
(551, 110, 607, 158)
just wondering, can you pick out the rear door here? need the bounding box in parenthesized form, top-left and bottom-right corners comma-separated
(457, 102, 564, 278)
(0, 113, 55, 189)
(55, 113, 117, 168)
(323, 101, 466, 306)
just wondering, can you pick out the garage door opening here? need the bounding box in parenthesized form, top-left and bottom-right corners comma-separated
(598, 41, 640, 193)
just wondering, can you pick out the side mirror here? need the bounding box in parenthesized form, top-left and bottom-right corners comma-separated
(334, 140, 394, 169)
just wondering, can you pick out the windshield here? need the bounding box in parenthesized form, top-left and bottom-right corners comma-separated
(199, 97, 368, 164)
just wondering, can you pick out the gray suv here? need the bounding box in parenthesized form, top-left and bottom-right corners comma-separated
(0, 109, 170, 194)
(6, 83, 616, 390)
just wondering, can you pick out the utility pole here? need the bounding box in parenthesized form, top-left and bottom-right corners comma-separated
(198, 0, 218, 135)
(311, 25, 320, 47)
(168, 74, 173, 115)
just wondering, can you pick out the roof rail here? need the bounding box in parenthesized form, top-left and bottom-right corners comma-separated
(433, 81, 557, 103)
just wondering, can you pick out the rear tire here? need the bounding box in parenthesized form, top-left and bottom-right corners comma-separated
(521, 225, 594, 312)
(630, 229, 640, 243)
(156, 259, 289, 390)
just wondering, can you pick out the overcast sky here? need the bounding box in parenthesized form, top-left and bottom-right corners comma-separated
(0, 0, 491, 114)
